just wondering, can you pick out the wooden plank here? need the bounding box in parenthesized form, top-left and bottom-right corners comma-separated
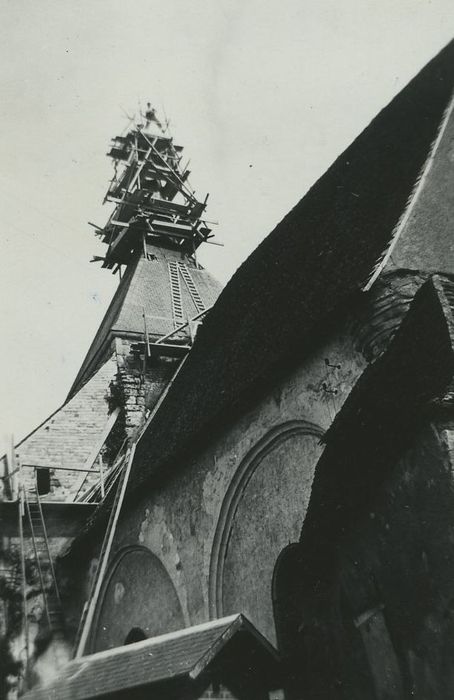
(22, 464, 101, 474)
(69, 407, 121, 503)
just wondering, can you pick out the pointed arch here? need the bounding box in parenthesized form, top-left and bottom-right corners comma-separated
(209, 420, 324, 642)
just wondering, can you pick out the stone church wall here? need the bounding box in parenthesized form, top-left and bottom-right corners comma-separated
(30, 271, 431, 659)
(89, 324, 368, 651)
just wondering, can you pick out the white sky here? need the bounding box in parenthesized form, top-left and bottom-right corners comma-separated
(0, 0, 453, 450)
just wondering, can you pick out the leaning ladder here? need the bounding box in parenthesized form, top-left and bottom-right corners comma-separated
(178, 262, 206, 313)
(73, 355, 189, 658)
(168, 260, 184, 327)
(72, 441, 131, 658)
(24, 485, 64, 633)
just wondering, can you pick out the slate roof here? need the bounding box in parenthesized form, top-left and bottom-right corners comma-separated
(126, 40, 454, 495)
(297, 274, 454, 583)
(388, 89, 454, 274)
(69, 244, 222, 398)
(22, 615, 279, 700)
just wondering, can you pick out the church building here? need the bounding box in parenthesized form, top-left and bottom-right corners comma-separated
(1, 39, 454, 700)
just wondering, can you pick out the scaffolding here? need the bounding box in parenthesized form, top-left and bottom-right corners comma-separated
(93, 109, 217, 272)
(0, 104, 219, 685)
(0, 439, 120, 667)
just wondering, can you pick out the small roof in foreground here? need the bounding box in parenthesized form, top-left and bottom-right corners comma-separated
(22, 615, 280, 700)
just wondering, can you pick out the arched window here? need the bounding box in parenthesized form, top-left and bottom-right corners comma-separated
(124, 627, 147, 645)
(272, 544, 305, 700)
(209, 420, 324, 644)
(272, 544, 302, 658)
(92, 545, 185, 653)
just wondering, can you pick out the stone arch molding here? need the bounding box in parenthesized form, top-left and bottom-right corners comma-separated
(92, 545, 185, 653)
(208, 420, 324, 621)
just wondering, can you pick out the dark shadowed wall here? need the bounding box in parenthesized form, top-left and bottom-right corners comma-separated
(294, 418, 454, 700)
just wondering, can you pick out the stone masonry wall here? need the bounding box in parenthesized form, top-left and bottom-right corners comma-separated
(83, 320, 368, 652)
(113, 338, 179, 439)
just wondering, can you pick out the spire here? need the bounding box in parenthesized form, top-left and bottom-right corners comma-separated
(8, 105, 223, 506)
(69, 106, 223, 397)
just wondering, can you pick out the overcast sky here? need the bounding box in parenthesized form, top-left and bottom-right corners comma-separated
(1, 0, 453, 450)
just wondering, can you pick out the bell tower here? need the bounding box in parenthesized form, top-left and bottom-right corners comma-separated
(68, 107, 223, 436)
(8, 107, 223, 504)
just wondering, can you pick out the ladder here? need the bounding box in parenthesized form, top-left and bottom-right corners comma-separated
(168, 261, 184, 327)
(73, 443, 131, 657)
(73, 354, 189, 658)
(178, 262, 206, 313)
(24, 488, 64, 633)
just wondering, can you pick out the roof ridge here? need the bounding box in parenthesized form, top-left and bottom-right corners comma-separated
(364, 89, 454, 291)
(66, 613, 241, 670)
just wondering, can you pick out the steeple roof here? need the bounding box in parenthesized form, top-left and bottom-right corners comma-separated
(69, 104, 223, 397)
(69, 244, 222, 398)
